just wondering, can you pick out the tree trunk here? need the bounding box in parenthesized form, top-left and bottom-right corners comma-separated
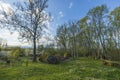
(33, 37, 37, 62)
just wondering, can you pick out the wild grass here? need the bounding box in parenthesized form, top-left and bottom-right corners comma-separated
(0, 57, 120, 80)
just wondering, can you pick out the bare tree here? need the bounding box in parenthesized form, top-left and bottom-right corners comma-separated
(0, 0, 49, 62)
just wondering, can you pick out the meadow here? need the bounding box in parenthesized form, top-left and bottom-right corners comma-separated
(0, 57, 120, 80)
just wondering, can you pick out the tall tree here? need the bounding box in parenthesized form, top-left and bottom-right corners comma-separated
(56, 23, 68, 52)
(78, 16, 93, 56)
(0, 0, 49, 62)
(108, 7, 120, 60)
(87, 4, 108, 59)
(68, 21, 79, 58)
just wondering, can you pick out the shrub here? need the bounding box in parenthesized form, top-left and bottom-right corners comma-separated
(8, 48, 26, 59)
(8, 49, 20, 59)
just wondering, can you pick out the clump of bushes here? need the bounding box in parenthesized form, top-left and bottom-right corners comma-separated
(37, 47, 73, 64)
(38, 52, 60, 64)
(39, 54, 61, 64)
(38, 52, 72, 64)
(8, 48, 25, 58)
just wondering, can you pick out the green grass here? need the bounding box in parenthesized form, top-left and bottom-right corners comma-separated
(0, 57, 120, 80)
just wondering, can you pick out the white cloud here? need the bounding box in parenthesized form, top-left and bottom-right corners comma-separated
(0, 1, 22, 46)
(0, 28, 55, 47)
(59, 11, 64, 18)
(0, 29, 29, 46)
(0, 1, 13, 16)
(69, 2, 73, 8)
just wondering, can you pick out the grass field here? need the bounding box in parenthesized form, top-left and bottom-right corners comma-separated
(0, 57, 120, 80)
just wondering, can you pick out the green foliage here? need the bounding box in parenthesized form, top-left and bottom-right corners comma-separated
(107, 49, 120, 61)
(0, 58, 120, 80)
(9, 49, 18, 58)
(45, 48, 57, 55)
(56, 23, 68, 50)
(8, 47, 26, 58)
(55, 48, 66, 56)
(14, 49, 20, 58)
(37, 45, 44, 53)
(55, 4, 120, 61)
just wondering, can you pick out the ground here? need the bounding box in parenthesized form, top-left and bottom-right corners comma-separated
(0, 57, 120, 80)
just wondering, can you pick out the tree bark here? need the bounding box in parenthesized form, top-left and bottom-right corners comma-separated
(33, 36, 37, 62)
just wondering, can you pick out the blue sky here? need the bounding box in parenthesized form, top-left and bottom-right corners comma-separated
(0, 0, 120, 46)
(3, 0, 120, 31)
(47, 0, 120, 36)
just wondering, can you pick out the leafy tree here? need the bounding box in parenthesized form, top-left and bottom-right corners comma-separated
(55, 4, 120, 61)
(56, 23, 69, 52)
(87, 4, 108, 59)
(68, 21, 80, 58)
(78, 16, 93, 57)
(108, 7, 120, 60)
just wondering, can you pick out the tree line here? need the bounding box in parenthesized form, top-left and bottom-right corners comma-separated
(56, 5, 120, 61)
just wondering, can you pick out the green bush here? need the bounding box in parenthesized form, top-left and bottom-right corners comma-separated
(8, 48, 25, 59)
(8, 50, 19, 58)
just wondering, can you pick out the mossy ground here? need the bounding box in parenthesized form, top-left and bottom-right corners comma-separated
(0, 57, 120, 80)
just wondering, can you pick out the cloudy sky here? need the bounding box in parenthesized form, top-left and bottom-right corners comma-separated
(0, 0, 120, 46)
